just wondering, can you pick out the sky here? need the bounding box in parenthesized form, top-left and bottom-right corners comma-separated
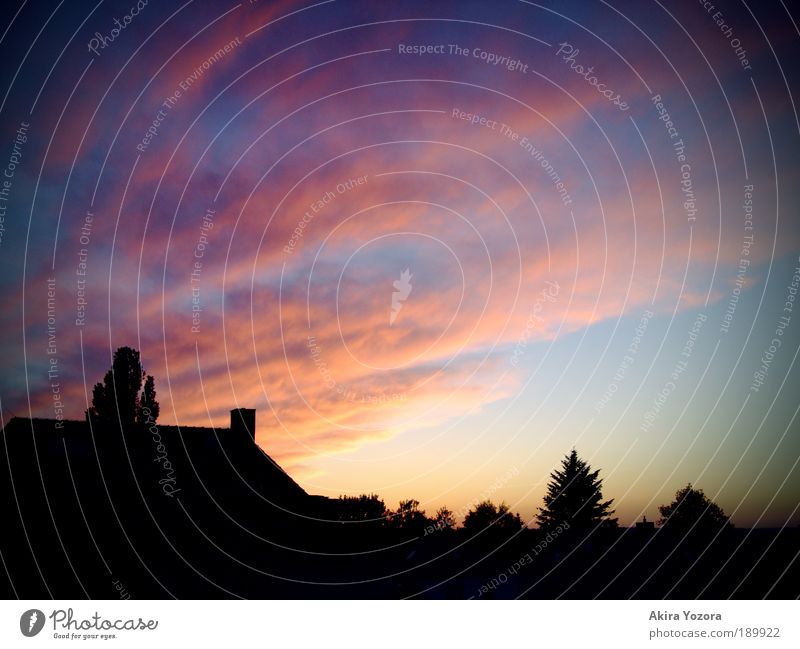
(1, 0, 799, 527)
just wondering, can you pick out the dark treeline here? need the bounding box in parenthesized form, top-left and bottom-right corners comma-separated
(1, 348, 797, 599)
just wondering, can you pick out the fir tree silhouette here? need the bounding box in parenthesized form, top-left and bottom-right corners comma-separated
(536, 449, 617, 532)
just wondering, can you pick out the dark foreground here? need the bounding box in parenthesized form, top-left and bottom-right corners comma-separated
(1, 419, 797, 599)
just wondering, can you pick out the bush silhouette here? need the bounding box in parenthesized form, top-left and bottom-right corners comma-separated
(335, 494, 387, 522)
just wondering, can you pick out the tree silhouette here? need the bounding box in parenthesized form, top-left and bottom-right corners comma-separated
(388, 499, 430, 533)
(138, 374, 159, 423)
(87, 346, 159, 428)
(431, 506, 456, 532)
(463, 500, 524, 534)
(536, 449, 617, 532)
(658, 484, 731, 535)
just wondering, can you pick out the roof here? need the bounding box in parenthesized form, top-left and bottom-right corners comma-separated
(1, 416, 308, 501)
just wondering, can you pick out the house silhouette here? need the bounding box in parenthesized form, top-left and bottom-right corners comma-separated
(1, 407, 310, 506)
(0, 406, 352, 597)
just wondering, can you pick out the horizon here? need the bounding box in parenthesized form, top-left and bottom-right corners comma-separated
(2, 404, 794, 530)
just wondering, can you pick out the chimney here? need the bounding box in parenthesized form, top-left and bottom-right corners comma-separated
(230, 408, 256, 441)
